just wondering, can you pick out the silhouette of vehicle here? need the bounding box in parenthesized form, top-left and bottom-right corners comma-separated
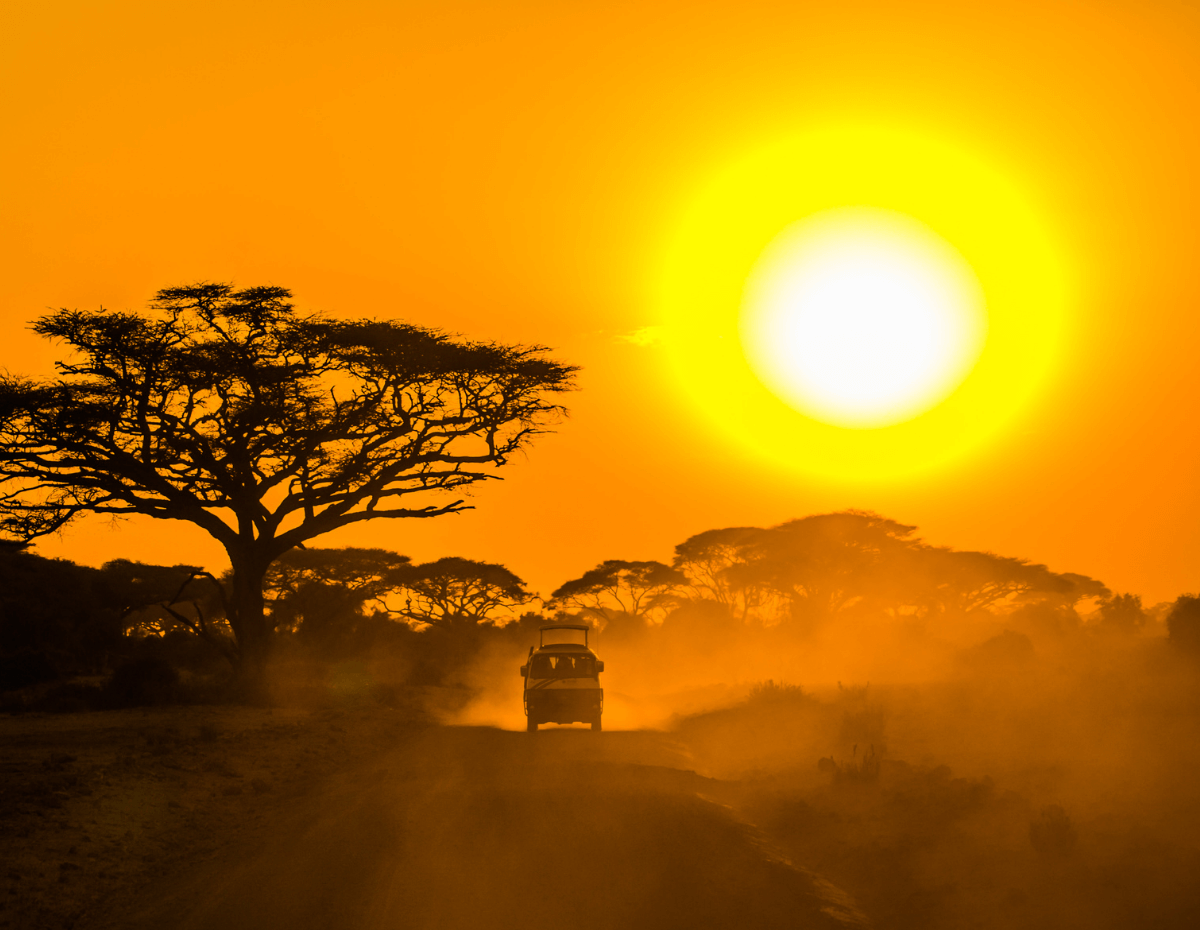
(520, 624, 604, 732)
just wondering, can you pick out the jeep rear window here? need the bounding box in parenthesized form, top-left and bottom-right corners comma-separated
(529, 654, 595, 678)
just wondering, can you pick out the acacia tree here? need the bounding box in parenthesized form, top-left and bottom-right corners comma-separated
(391, 556, 534, 625)
(730, 512, 920, 621)
(914, 548, 1087, 615)
(672, 526, 769, 621)
(262, 547, 412, 639)
(550, 560, 688, 624)
(0, 284, 576, 681)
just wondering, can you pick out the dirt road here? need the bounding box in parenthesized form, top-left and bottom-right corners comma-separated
(89, 726, 868, 930)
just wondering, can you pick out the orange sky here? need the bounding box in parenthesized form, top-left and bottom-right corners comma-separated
(4, 0, 1200, 604)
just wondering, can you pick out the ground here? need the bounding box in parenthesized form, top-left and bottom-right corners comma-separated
(0, 704, 413, 930)
(0, 704, 866, 930)
(4, 672, 1200, 930)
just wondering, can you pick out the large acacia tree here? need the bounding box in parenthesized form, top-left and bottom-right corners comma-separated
(0, 284, 576, 678)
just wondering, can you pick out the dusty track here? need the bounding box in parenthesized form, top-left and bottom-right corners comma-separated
(85, 726, 868, 930)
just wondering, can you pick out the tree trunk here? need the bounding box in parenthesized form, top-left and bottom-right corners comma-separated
(228, 555, 271, 699)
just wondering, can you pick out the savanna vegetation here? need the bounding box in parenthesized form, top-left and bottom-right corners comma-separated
(0, 283, 576, 686)
(7, 507, 1197, 712)
(4, 286, 1200, 930)
(4, 508, 1200, 929)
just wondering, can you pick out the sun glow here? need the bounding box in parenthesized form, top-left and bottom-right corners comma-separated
(660, 126, 1069, 481)
(740, 208, 987, 429)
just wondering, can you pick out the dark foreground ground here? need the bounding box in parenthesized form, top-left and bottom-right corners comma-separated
(1, 707, 866, 930)
(4, 685, 1200, 930)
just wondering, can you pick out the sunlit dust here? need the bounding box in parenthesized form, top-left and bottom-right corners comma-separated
(660, 125, 1069, 482)
(740, 207, 987, 429)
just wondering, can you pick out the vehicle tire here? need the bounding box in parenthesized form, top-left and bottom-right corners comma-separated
(591, 715, 602, 732)
(527, 716, 538, 733)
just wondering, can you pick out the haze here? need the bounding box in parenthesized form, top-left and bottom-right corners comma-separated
(4, 3, 1200, 930)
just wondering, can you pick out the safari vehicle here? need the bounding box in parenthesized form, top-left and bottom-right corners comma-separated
(520, 624, 604, 732)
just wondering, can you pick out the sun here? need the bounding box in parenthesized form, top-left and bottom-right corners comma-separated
(659, 125, 1069, 482)
(740, 207, 987, 429)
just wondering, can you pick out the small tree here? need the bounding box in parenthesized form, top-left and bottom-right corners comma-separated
(0, 284, 576, 683)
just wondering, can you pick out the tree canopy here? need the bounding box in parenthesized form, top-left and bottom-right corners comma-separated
(576, 511, 1109, 633)
(263, 548, 534, 633)
(393, 556, 534, 626)
(263, 546, 412, 641)
(551, 559, 688, 623)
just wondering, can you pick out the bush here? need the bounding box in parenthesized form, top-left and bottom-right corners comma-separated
(961, 630, 1035, 669)
(103, 658, 179, 707)
(817, 745, 882, 784)
(36, 681, 103, 713)
(747, 679, 810, 704)
(0, 651, 58, 692)
(1029, 804, 1077, 856)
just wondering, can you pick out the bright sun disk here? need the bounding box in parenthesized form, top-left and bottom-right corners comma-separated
(659, 125, 1069, 482)
(740, 208, 987, 429)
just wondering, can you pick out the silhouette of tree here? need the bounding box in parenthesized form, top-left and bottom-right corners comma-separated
(551, 560, 688, 624)
(262, 548, 532, 640)
(913, 548, 1086, 616)
(263, 547, 411, 641)
(1094, 592, 1146, 632)
(1011, 571, 1109, 629)
(0, 550, 224, 684)
(393, 556, 534, 625)
(100, 558, 234, 662)
(728, 512, 919, 622)
(0, 548, 112, 685)
(1167, 594, 1200, 653)
(672, 526, 768, 621)
(0, 283, 576, 682)
(672, 512, 1107, 629)
(1056, 572, 1112, 606)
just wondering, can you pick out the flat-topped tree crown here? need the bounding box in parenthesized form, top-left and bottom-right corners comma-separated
(0, 283, 577, 676)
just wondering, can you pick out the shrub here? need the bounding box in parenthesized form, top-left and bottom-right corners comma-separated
(36, 681, 103, 713)
(0, 651, 58, 692)
(959, 630, 1035, 675)
(1029, 804, 1077, 856)
(1167, 595, 1200, 653)
(817, 744, 882, 784)
(747, 679, 809, 704)
(103, 657, 179, 707)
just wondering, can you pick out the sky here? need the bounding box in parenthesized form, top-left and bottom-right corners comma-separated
(3, 0, 1200, 604)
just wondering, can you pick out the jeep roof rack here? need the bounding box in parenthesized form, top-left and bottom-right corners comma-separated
(538, 623, 589, 648)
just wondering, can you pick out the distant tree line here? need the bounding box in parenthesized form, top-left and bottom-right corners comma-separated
(554, 511, 1114, 629)
(5, 509, 1200, 707)
(7, 282, 1194, 711)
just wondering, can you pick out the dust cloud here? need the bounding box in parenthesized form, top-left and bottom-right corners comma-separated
(9, 514, 1200, 928)
(442, 515, 1200, 929)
